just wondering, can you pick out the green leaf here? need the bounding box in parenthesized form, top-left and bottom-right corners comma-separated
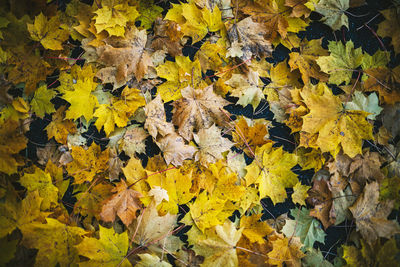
(316, 41, 363, 85)
(302, 248, 333, 267)
(30, 84, 56, 118)
(315, 0, 349, 31)
(345, 91, 383, 120)
(282, 207, 326, 250)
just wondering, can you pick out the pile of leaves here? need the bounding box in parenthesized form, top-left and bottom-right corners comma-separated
(1, 0, 400, 265)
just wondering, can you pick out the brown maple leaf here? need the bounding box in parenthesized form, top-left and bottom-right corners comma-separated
(100, 180, 143, 227)
(307, 179, 335, 229)
(349, 182, 400, 245)
(156, 132, 197, 166)
(151, 18, 183, 57)
(172, 85, 230, 141)
(227, 17, 272, 61)
(144, 94, 175, 139)
(95, 27, 151, 87)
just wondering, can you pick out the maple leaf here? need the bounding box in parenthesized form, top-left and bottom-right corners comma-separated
(240, 214, 274, 245)
(137, 2, 164, 30)
(245, 142, 298, 204)
(282, 207, 326, 249)
(172, 85, 230, 141)
(0, 190, 45, 238)
(95, 28, 151, 87)
(20, 167, 59, 210)
(74, 182, 113, 219)
(156, 56, 203, 102)
(285, 0, 315, 18)
(315, 0, 350, 31)
(66, 144, 109, 184)
(93, 101, 131, 136)
(363, 66, 400, 105)
(151, 18, 183, 57)
(165, 2, 224, 43)
(263, 59, 302, 97)
(300, 85, 373, 158)
(349, 182, 400, 245)
(62, 78, 99, 121)
(27, 12, 69, 50)
(120, 126, 149, 157)
(296, 147, 325, 171)
(316, 40, 363, 85)
(377, 7, 400, 54)
(225, 70, 265, 108)
(194, 124, 233, 166)
(208, 160, 246, 202)
(93, 3, 139, 37)
(380, 176, 400, 209)
(292, 182, 310, 206)
(157, 132, 197, 166)
(226, 17, 273, 61)
(196, 40, 227, 71)
(0, 119, 27, 174)
(306, 179, 335, 229)
(232, 116, 269, 157)
(130, 202, 178, 253)
(184, 191, 232, 232)
(122, 157, 147, 187)
(288, 38, 329, 83)
(360, 49, 390, 71)
(144, 94, 175, 139)
(30, 84, 56, 118)
(137, 253, 172, 267)
(345, 91, 383, 120)
(302, 248, 334, 267)
(75, 225, 131, 267)
(45, 106, 77, 144)
(146, 167, 195, 214)
(100, 180, 143, 227)
(267, 235, 305, 267)
(21, 218, 87, 267)
(192, 220, 243, 267)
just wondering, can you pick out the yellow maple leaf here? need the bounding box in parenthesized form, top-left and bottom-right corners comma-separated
(192, 220, 243, 267)
(184, 191, 231, 232)
(165, 2, 224, 43)
(288, 38, 329, 83)
(156, 56, 204, 102)
(93, 101, 130, 136)
(27, 12, 69, 50)
(0, 119, 27, 174)
(240, 214, 274, 245)
(20, 167, 59, 210)
(62, 78, 99, 121)
(66, 144, 109, 184)
(244, 142, 298, 204)
(146, 167, 195, 214)
(0, 190, 45, 238)
(30, 84, 56, 118)
(300, 84, 374, 158)
(267, 235, 305, 266)
(21, 218, 87, 267)
(291, 182, 310, 206)
(75, 225, 131, 266)
(46, 106, 77, 144)
(93, 3, 139, 37)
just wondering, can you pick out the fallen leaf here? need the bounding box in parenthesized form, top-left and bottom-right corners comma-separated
(172, 85, 230, 141)
(100, 180, 143, 227)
